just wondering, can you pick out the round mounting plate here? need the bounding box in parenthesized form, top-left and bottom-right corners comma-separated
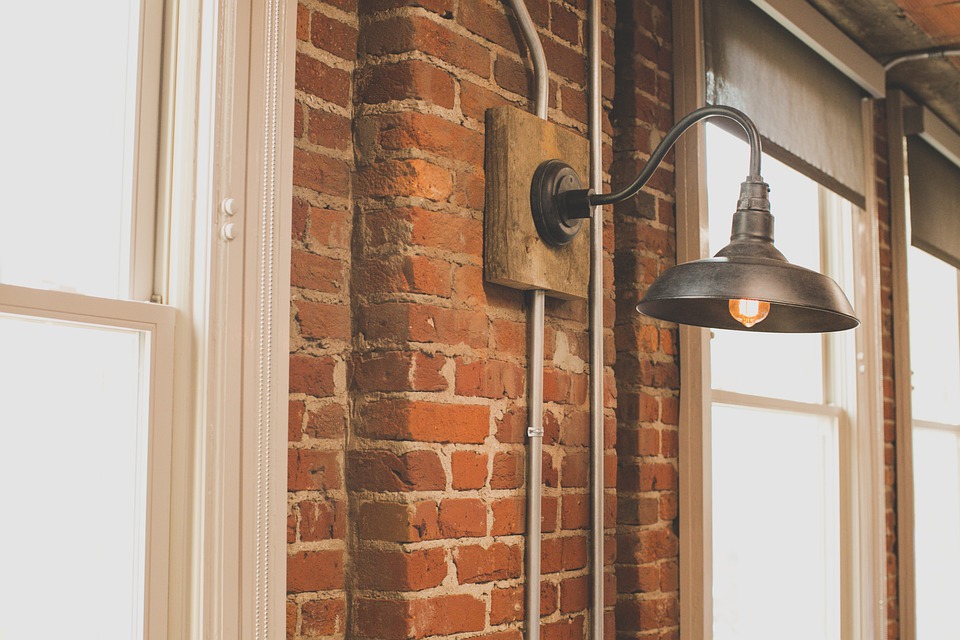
(530, 159, 584, 246)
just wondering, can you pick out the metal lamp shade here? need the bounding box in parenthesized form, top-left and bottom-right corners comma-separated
(636, 255, 859, 332)
(636, 203, 859, 333)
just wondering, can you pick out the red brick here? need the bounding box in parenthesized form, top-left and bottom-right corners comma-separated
(301, 597, 346, 636)
(438, 498, 487, 537)
(359, 60, 456, 109)
(289, 400, 305, 442)
(353, 351, 446, 392)
(349, 448, 445, 492)
(299, 499, 347, 541)
(491, 319, 525, 354)
(296, 3, 310, 42)
(562, 535, 588, 570)
(561, 493, 588, 530)
(456, 359, 525, 399)
(356, 547, 447, 590)
(361, 16, 491, 79)
(306, 106, 352, 150)
(458, 0, 522, 53)
(462, 79, 511, 121)
(551, 2, 580, 44)
(289, 354, 336, 396)
(640, 462, 677, 491)
(404, 254, 453, 296)
(496, 407, 527, 444)
(297, 300, 350, 341)
(309, 11, 358, 60)
(451, 450, 488, 489)
(491, 450, 525, 489)
(288, 449, 341, 491)
(290, 249, 346, 293)
(292, 195, 308, 239)
(455, 542, 522, 583)
(307, 207, 351, 249)
(365, 111, 484, 168)
(409, 207, 483, 256)
(492, 496, 524, 535)
(561, 451, 589, 488)
(491, 585, 523, 624)
(356, 594, 486, 639)
(305, 402, 346, 438)
(560, 575, 588, 613)
(357, 500, 440, 542)
(359, 0, 453, 15)
(295, 53, 351, 106)
(359, 399, 490, 443)
(357, 158, 453, 201)
(287, 549, 344, 592)
(541, 615, 584, 640)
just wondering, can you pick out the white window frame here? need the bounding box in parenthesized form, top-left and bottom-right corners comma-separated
(158, 0, 294, 637)
(0, 283, 176, 637)
(888, 92, 960, 640)
(673, 1, 886, 638)
(1, 0, 293, 636)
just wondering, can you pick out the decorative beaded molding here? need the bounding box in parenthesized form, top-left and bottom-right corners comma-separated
(254, 0, 285, 637)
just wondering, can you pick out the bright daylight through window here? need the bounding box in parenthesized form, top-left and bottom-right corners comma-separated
(706, 124, 862, 640)
(0, 2, 171, 639)
(908, 246, 960, 639)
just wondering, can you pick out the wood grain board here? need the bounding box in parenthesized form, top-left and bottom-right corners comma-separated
(483, 106, 590, 300)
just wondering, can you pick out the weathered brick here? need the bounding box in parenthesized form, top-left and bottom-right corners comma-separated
(356, 547, 448, 590)
(287, 550, 344, 593)
(289, 449, 341, 491)
(451, 450, 488, 489)
(359, 399, 490, 443)
(359, 60, 456, 109)
(348, 449, 446, 491)
(454, 542, 521, 583)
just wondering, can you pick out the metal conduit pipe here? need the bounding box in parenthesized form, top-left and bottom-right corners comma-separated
(884, 46, 960, 72)
(502, 1, 548, 638)
(587, 0, 604, 637)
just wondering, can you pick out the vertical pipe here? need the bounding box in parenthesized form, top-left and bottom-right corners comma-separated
(587, 0, 604, 637)
(502, 1, 548, 638)
(525, 289, 545, 640)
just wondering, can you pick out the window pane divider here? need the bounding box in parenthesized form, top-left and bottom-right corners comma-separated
(913, 419, 960, 434)
(0, 282, 174, 328)
(712, 388, 844, 419)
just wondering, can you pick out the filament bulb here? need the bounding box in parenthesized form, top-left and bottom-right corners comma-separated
(729, 298, 771, 328)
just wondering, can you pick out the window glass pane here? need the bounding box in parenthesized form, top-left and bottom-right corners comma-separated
(706, 124, 824, 403)
(712, 404, 840, 640)
(913, 425, 960, 640)
(0, 314, 149, 639)
(908, 246, 960, 424)
(0, 1, 142, 298)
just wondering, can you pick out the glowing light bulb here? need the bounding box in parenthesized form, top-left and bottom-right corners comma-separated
(728, 298, 771, 328)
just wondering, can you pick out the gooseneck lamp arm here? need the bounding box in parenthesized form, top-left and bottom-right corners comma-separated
(531, 105, 763, 244)
(593, 105, 762, 206)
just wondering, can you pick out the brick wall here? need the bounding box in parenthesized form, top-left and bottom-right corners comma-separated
(287, 0, 358, 636)
(610, 1, 680, 638)
(289, 0, 632, 637)
(873, 99, 899, 640)
(288, 2, 901, 640)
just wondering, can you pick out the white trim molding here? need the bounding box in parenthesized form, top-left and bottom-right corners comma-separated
(159, 0, 294, 637)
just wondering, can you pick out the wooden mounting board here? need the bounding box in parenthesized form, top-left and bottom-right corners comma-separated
(483, 106, 590, 300)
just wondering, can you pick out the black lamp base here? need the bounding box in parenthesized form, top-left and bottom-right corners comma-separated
(530, 159, 591, 246)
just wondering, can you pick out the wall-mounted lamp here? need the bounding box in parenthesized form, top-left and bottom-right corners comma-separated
(530, 105, 860, 333)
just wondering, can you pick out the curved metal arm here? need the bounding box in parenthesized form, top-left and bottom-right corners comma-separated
(589, 105, 762, 207)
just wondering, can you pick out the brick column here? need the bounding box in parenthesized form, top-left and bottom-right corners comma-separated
(610, 1, 681, 638)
